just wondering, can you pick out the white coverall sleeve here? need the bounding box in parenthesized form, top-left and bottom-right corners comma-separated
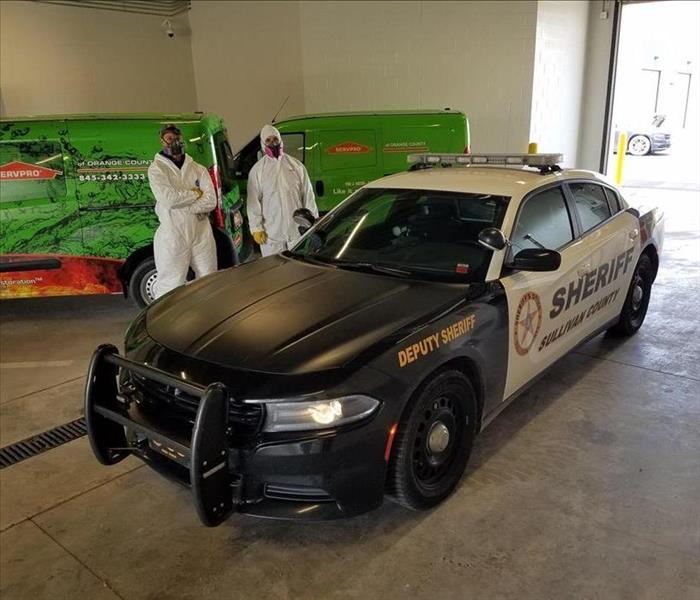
(246, 167, 264, 232)
(299, 164, 318, 217)
(183, 166, 217, 214)
(148, 163, 200, 209)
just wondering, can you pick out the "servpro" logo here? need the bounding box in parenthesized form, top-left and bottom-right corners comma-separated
(0, 161, 63, 181)
(326, 142, 371, 155)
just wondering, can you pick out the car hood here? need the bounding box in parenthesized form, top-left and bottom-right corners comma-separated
(145, 255, 464, 374)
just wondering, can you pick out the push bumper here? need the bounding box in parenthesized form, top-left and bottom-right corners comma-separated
(85, 344, 238, 526)
(85, 345, 388, 525)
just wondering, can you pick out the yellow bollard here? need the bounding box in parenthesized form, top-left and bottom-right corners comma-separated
(528, 142, 538, 154)
(615, 132, 627, 185)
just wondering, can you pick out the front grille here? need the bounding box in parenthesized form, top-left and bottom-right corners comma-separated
(130, 375, 263, 436)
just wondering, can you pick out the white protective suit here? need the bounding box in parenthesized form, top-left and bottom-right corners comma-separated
(148, 153, 217, 298)
(247, 125, 318, 256)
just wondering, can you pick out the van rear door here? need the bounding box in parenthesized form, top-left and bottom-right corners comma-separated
(0, 122, 93, 298)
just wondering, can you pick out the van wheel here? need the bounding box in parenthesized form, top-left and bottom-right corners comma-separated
(608, 254, 653, 336)
(129, 258, 158, 308)
(387, 369, 477, 510)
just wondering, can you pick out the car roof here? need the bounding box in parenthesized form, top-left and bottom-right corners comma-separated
(365, 166, 606, 197)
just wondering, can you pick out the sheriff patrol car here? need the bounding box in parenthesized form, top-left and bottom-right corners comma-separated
(85, 153, 664, 526)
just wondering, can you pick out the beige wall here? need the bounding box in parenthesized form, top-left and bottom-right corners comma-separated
(299, 0, 538, 154)
(189, 1, 305, 150)
(577, 1, 615, 171)
(0, 1, 197, 117)
(530, 1, 589, 166)
(1, 0, 604, 167)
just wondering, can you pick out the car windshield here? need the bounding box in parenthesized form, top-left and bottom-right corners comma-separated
(289, 187, 510, 282)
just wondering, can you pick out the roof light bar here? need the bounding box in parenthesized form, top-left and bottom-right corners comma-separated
(407, 153, 563, 169)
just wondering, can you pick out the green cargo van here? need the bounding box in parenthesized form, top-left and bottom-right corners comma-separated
(233, 110, 469, 212)
(0, 113, 245, 306)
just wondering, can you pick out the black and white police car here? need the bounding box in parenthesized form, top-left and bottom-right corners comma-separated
(86, 153, 664, 525)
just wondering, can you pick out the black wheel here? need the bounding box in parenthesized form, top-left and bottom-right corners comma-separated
(128, 257, 158, 308)
(387, 369, 477, 510)
(628, 135, 652, 156)
(609, 254, 653, 336)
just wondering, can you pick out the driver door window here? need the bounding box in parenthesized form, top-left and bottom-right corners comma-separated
(511, 186, 573, 254)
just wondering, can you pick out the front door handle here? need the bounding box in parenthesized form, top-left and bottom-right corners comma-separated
(315, 180, 324, 197)
(629, 228, 639, 242)
(577, 263, 592, 277)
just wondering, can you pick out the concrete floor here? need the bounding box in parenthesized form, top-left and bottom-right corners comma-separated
(1, 188, 698, 600)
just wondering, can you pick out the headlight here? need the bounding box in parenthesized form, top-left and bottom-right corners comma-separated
(253, 395, 380, 432)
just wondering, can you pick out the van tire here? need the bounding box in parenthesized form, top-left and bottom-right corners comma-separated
(129, 258, 158, 308)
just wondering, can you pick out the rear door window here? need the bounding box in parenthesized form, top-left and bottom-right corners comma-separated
(603, 187, 621, 213)
(511, 186, 574, 252)
(569, 182, 612, 232)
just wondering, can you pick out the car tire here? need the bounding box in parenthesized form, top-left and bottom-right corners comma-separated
(128, 257, 158, 308)
(628, 135, 652, 156)
(387, 369, 477, 511)
(608, 254, 653, 336)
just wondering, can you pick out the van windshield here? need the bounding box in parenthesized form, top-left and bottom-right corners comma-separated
(213, 131, 236, 194)
(289, 188, 509, 283)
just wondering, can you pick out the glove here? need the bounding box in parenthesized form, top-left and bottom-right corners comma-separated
(252, 230, 267, 245)
(191, 187, 204, 199)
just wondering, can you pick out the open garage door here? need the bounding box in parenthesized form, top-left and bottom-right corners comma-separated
(605, 0, 700, 190)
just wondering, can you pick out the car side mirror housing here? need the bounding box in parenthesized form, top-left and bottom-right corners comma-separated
(478, 227, 508, 251)
(293, 208, 317, 234)
(510, 248, 561, 272)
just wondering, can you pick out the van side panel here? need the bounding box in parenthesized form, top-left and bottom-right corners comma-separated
(275, 112, 468, 212)
(1, 114, 243, 300)
(67, 119, 208, 262)
(0, 120, 109, 298)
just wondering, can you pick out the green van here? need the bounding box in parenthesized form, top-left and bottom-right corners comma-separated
(233, 110, 469, 212)
(0, 110, 467, 305)
(0, 113, 245, 306)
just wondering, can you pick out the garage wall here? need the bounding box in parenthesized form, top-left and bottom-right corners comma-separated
(298, 0, 538, 154)
(189, 1, 305, 150)
(529, 1, 589, 167)
(0, 1, 197, 117)
(577, 2, 615, 171)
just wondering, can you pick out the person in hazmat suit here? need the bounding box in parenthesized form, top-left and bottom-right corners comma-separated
(247, 124, 318, 256)
(148, 124, 217, 299)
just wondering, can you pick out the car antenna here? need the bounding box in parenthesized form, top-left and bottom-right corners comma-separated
(271, 96, 290, 124)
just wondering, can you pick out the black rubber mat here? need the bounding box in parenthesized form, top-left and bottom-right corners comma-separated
(0, 418, 87, 469)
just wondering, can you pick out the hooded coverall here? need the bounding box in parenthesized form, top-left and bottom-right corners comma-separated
(148, 153, 217, 298)
(247, 125, 318, 257)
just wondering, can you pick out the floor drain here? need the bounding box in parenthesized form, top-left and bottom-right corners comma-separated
(0, 418, 87, 469)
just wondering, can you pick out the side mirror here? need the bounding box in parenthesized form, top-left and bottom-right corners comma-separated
(293, 208, 317, 234)
(510, 248, 561, 272)
(478, 227, 508, 251)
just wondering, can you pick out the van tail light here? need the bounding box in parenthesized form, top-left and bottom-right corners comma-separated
(464, 145, 471, 155)
(208, 164, 226, 229)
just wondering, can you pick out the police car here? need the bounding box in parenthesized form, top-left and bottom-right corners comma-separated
(85, 153, 664, 526)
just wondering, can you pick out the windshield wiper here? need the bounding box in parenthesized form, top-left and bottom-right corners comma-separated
(283, 251, 330, 266)
(331, 260, 412, 278)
